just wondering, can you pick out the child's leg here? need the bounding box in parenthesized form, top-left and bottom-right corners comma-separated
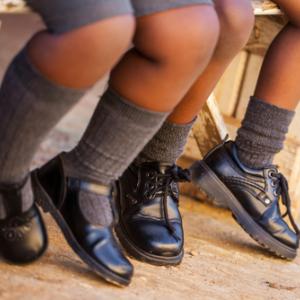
(60, 2, 220, 266)
(192, 1, 300, 259)
(0, 0, 134, 267)
(236, 0, 300, 169)
(63, 4, 220, 184)
(136, 0, 254, 165)
(0, 1, 134, 185)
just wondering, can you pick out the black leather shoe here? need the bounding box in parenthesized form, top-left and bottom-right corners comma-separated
(0, 178, 48, 264)
(31, 155, 133, 286)
(115, 162, 190, 266)
(191, 140, 299, 259)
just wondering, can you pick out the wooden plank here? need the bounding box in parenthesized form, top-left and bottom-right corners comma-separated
(252, 0, 281, 15)
(246, 16, 286, 56)
(192, 94, 228, 157)
(215, 51, 248, 117)
(0, 0, 28, 13)
(290, 149, 300, 214)
(235, 53, 264, 118)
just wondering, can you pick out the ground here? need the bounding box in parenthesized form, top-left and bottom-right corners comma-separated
(0, 13, 300, 300)
(2, 195, 300, 300)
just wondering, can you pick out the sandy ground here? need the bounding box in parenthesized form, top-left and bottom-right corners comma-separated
(0, 13, 300, 300)
(1, 193, 300, 300)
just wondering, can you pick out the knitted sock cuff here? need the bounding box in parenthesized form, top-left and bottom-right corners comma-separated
(135, 118, 196, 165)
(235, 97, 295, 168)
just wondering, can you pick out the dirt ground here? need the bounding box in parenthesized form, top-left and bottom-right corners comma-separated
(0, 13, 300, 300)
(1, 193, 300, 300)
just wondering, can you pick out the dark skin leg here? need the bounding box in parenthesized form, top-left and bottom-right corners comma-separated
(254, 0, 300, 110)
(27, 16, 135, 89)
(110, 5, 220, 113)
(168, 0, 254, 124)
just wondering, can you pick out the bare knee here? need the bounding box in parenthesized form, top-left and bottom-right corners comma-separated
(215, 0, 254, 51)
(27, 15, 136, 87)
(59, 15, 136, 62)
(134, 6, 220, 75)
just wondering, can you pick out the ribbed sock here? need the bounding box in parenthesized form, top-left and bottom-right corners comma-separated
(0, 47, 85, 218)
(135, 119, 195, 165)
(235, 97, 295, 169)
(62, 88, 168, 186)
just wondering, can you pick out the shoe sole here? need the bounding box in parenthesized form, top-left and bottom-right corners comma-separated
(31, 171, 131, 287)
(115, 183, 184, 266)
(191, 160, 297, 260)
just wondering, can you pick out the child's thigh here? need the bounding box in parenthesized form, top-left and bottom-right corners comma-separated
(272, 0, 300, 25)
(132, 2, 219, 65)
(131, 0, 214, 18)
(25, 0, 134, 33)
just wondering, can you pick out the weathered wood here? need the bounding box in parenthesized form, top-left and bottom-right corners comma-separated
(235, 53, 263, 118)
(192, 94, 228, 157)
(0, 0, 28, 13)
(252, 0, 280, 15)
(215, 51, 248, 117)
(246, 16, 287, 56)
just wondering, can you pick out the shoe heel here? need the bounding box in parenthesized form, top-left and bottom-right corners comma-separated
(190, 161, 227, 208)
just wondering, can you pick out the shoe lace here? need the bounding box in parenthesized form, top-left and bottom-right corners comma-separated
(136, 165, 191, 234)
(270, 171, 300, 236)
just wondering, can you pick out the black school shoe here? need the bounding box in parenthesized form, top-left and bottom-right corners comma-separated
(191, 140, 299, 260)
(0, 178, 48, 264)
(115, 162, 190, 266)
(31, 155, 133, 287)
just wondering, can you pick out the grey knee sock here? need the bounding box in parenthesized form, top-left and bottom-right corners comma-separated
(235, 97, 295, 169)
(62, 88, 168, 186)
(0, 47, 85, 218)
(135, 119, 195, 165)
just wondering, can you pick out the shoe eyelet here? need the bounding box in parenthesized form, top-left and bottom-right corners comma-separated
(264, 199, 271, 205)
(146, 171, 156, 179)
(149, 184, 155, 190)
(268, 170, 275, 178)
(4, 229, 16, 241)
(271, 181, 277, 187)
(144, 191, 151, 199)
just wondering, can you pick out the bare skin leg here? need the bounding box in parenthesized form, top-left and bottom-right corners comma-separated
(27, 16, 135, 89)
(167, 0, 254, 124)
(110, 5, 220, 113)
(254, 0, 300, 110)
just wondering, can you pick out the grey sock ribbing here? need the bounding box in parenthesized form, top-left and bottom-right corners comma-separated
(62, 88, 168, 186)
(0, 47, 85, 218)
(78, 189, 113, 226)
(135, 119, 195, 165)
(235, 97, 295, 169)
